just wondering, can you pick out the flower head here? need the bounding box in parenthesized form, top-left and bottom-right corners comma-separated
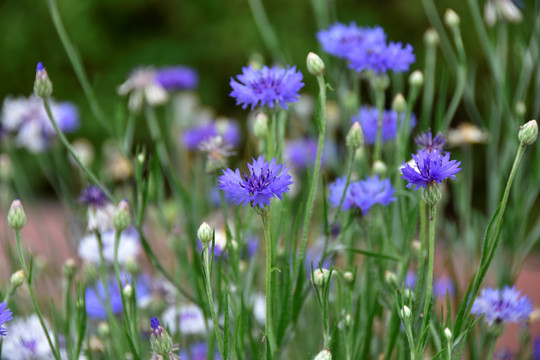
(471, 286, 533, 326)
(351, 106, 416, 145)
(0, 301, 13, 336)
(401, 149, 462, 191)
(415, 130, 446, 152)
(118, 67, 168, 112)
(230, 65, 304, 110)
(317, 22, 386, 58)
(218, 155, 293, 209)
(155, 66, 198, 91)
(79, 185, 116, 232)
(347, 41, 415, 74)
(78, 227, 140, 266)
(329, 175, 395, 214)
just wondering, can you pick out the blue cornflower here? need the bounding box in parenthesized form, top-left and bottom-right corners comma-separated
(415, 130, 446, 152)
(434, 276, 455, 299)
(471, 286, 533, 326)
(218, 155, 293, 208)
(0, 301, 13, 336)
(155, 66, 198, 91)
(401, 149, 462, 191)
(317, 22, 386, 59)
(351, 106, 416, 145)
(79, 185, 108, 207)
(347, 40, 415, 74)
(180, 342, 221, 360)
(329, 175, 395, 214)
(182, 120, 241, 150)
(229, 65, 304, 110)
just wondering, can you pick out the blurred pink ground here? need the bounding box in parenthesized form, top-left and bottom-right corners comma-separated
(0, 201, 539, 354)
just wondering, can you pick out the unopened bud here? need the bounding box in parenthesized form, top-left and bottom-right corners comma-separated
(346, 122, 364, 149)
(422, 183, 442, 206)
(123, 284, 133, 298)
(518, 120, 538, 146)
(401, 305, 411, 319)
(411, 240, 422, 258)
(253, 112, 268, 139)
(384, 271, 398, 286)
(10, 270, 25, 288)
(515, 101, 526, 117)
(373, 160, 387, 177)
(444, 327, 452, 341)
(313, 268, 330, 288)
(343, 271, 354, 283)
(34, 62, 53, 98)
(8, 199, 26, 230)
(392, 93, 407, 113)
(314, 349, 332, 360)
(98, 322, 110, 337)
(113, 199, 130, 231)
(307, 52, 326, 76)
(444, 9, 460, 27)
(63, 258, 77, 277)
(150, 317, 174, 356)
(424, 28, 440, 46)
(125, 257, 140, 274)
(197, 222, 213, 245)
(83, 263, 98, 284)
(137, 153, 145, 165)
(371, 74, 390, 91)
(409, 71, 424, 88)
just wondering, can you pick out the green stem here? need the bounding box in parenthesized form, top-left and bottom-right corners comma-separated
(15, 229, 61, 360)
(485, 334, 497, 360)
(420, 203, 436, 349)
(261, 211, 277, 359)
(372, 87, 385, 163)
(246, 0, 284, 63)
(42, 98, 116, 203)
(421, 43, 437, 130)
(63, 269, 74, 360)
(45, 0, 112, 134)
(203, 244, 225, 359)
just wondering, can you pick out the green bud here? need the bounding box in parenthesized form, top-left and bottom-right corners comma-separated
(401, 305, 411, 319)
(312, 268, 330, 288)
(307, 52, 326, 76)
(150, 318, 175, 356)
(253, 112, 268, 139)
(346, 122, 364, 149)
(444, 9, 460, 27)
(422, 183, 442, 206)
(372, 160, 387, 177)
(515, 101, 526, 117)
(444, 327, 452, 341)
(518, 120, 538, 146)
(197, 222, 213, 245)
(10, 270, 25, 288)
(370, 74, 390, 91)
(125, 257, 140, 274)
(34, 62, 53, 98)
(424, 28, 440, 46)
(409, 70, 424, 88)
(123, 284, 133, 298)
(343, 271, 354, 283)
(8, 199, 26, 230)
(83, 263, 98, 284)
(392, 93, 407, 113)
(98, 322, 110, 337)
(113, 199, 131, 231)
(384, 270, 398, 287)
(314, 349, 332, 360)
(63, 258, 77, 278)
(411, 240, 422, 258)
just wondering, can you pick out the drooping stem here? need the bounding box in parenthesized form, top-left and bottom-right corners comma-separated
(260, 211, 277, 359)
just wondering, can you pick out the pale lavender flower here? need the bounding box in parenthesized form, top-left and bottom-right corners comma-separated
(78, 227, 140, 266)
(118, 67, 168, 112)
(155, 66, 198, 91)
(347, 40, 415, 74)
(329, 175, 395, 214)
(79, 185, 116, 232)
(471, 286, 533, 326)
(180, 342, 221, 360)
(434, 276, 455, 299)
(285, 138, 333, 170)
(351, 106, 416, 145)
(1, 315, 59, 359)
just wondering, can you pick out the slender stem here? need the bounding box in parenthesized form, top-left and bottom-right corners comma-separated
(202, 245, 225, 358)
(63, 269, 74, 359)
(15, 229, 61, 360)
(421, 44, 437, 130)
(246, 0, 284, 63)
(372, 87, 385, 163)
(485, 334, 497, 360)
(261, 211, 277, 359)
(42, 98, 116, 203)
(330, 149, 354, 229)
(420, 203, 436, 347)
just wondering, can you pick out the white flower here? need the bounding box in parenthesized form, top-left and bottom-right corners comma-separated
(87, 203, 116, 233)
(161, 304, 208, 335)
(117, 68, 168, 112)
(78, 229, 140, 266)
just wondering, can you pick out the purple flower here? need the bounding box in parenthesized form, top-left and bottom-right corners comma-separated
(150, 317, 161, 333)
(0, 301, 13, 336)
(401, 149, 462, 190)
(415, 130, 446, 152)
(155, 66, 198, 91)
(347, 40, 415, 74)
(471, 286, 533, 326)
(405, 270, 417, 289)
(230, 65, 304, 110)
(218, 156, 293, 209)
(352, 106, 416, 145)
(534, 336, 540, 360)
(79, 185, 108, 208)
(180, 342, 221, 360)
(182, 122, 218, 150)
(434, 276, 455, 299)
(285, 138, 321, 169)
(317, 22, 386, 59)
(329, 175, 395, 214)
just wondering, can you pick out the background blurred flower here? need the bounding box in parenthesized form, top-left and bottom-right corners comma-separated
(162, 304, 208, 335)
(118, 67, 168, 112)
(0, 301, 12, 336)
(79, 185, 116, 232)
(351, 106, 416, 145)
(317, 22, 386, 59)
(78, 227, 140, 266)
(1, 314, 59, 359)
(471, 286, 533, 326)
(329, 175, 395, 214)
(155, 66, 198, 91)
(179, 342, 221, 360)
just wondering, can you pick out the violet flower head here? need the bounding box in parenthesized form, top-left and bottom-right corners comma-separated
(415, 130, 446, 152)
(329, 175, 395, 214)
(0, 301, 13, 336)
(285, 138, 322, 169)
(317, 22, 386, 58)
(218, 155, 293, 209)
(229, 65, 304, 110)
(180, 342, 221, 360)
(352, 106, 416, 145)
(434, 276, 455, 299)
(348, 40, 415, 74)
(155, 66, 198, 91)
(150, 317, 163, 337)
(79, 185, 108, 208)
(471, 286, 533, 326)
(401, 149, 462, 191)
(182, 122, 218, 150)
(328, 177, 357, 211)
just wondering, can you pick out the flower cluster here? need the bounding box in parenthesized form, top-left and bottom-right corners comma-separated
(351, 106, 416, 144)
(401, 149, 462, 190)
(0, 95, 79, 153)
(317, 22, 415, 74)
(329, 175, 395, 214)
(471, 286, 533, 326)
(229, 65, 304, 110)
(218, 156, 293, 209)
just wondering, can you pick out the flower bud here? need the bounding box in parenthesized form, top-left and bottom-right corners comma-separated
(424, 28, 440, 46)
(253, 112, 268, 139)
(409, 70, 424, 88)
(34, 62, 53, 98)
(137, 152, 145, 165)
(343, 271, 354, 283)
(484, 1, 497, 27)
(312, 268, 330, 288)
(197, 222, 213, 245)
(123, 284, 133, 298)
(150, 317, 175, 356)
(444, 327, 452, 341)
(346, 122, 364, 149)
(518, 120, 538, 146)
(392, 93, 407, 113)
(113, 199, 131, 231)
(384, 271, 398, 286)
(401, 305, 411, 319)
(314, 349, 332, 360)
(411, 240, 422, 258)
(98, 322, 110, 337)
(83, 263, 98, 284)
(372, 160, 387, 177)
(8, 199, 26, 230)
(422, 183, 442, 206)
(63, 258, 77, 278)
(371, 74, 390, 91)
(10, 270, 25, 288)
(444, 9, 461, 28)
(515, 101, 526, 117)
(307, 52, 326, 76)
(125, 257, 140, 274)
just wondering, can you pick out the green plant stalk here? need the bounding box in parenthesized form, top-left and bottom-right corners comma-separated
(419, 203, 436, 350)
(203, 244, 225, 358)
(246, 0, 284, 63)
(421, 43, 437, 130)
(446, 335, 452, 360)
(46, 0, 112, 135)
(328, 148, 354, 233)
(442, 26, 467, 131)
(15, 229, 61, 360)
(484, 334, 497, 360)
(296, 74, 327, 280)
(63, 267, 74, 360)
(42, 98, 116, 203)
(372, 87, 385, 162)
(261, 211, 277, 359)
